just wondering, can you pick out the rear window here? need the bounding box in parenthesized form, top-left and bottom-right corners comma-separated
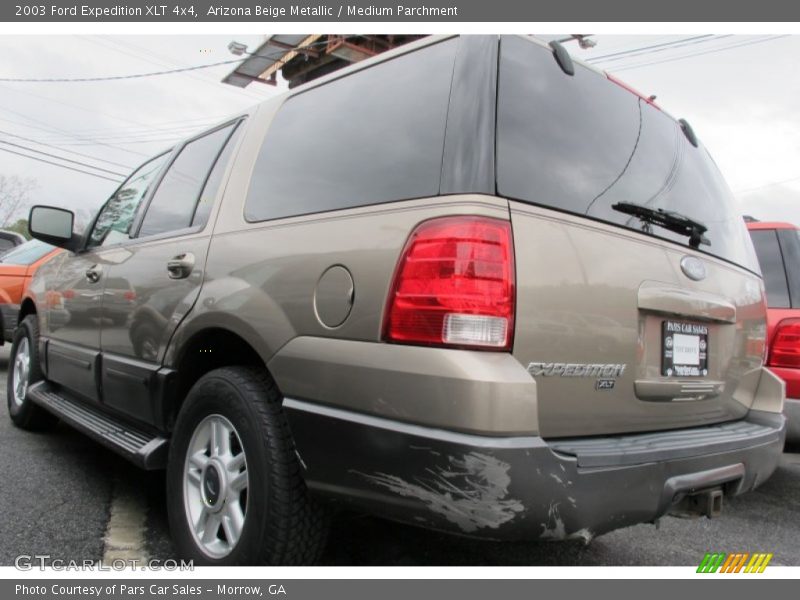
(244, 38, 457, 222)
(0, 239, 53, 266)
(497, 36, 758, 271)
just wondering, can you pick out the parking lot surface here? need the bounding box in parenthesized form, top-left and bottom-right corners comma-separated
(1, 345, 798, 566)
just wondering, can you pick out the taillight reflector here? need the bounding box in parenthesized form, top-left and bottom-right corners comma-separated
(383, 216, 515, 350)
(769, 318, 800, 369)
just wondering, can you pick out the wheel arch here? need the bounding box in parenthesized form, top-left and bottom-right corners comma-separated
(18, 296, 37, 321)
(163, 324, 281, 432)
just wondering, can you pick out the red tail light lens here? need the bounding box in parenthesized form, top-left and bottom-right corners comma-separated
(769, 318, 800, 368)
(383, 216, 515, 350)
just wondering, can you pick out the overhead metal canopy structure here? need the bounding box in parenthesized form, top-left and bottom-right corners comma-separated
(222, 34, 322, 88)
(222, 35, 426, 89)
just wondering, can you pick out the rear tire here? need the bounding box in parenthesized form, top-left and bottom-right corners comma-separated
(6, 314, 58, 431)
(166, 366, 328, 565)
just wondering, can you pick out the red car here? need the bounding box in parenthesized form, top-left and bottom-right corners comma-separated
(0, 240, 61, 344)
(747, 220, 800, 444)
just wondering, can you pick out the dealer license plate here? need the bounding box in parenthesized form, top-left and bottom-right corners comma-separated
(662, 320, 708, 377)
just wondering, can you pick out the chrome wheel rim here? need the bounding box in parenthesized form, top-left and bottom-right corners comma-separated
(12, 337, 30, 407)
(183, 414, 249, 559)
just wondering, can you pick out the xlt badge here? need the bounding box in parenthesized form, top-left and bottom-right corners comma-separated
(527, 362, 627, 378)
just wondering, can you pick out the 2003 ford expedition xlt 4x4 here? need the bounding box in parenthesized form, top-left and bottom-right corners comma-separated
(7, 35, 785, 565)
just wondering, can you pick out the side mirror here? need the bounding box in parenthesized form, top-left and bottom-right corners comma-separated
(29, 205, 81, 252)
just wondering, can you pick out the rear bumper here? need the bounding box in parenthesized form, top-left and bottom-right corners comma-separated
(285, 399, 785, 541)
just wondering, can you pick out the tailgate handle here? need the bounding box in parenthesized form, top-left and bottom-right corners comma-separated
(637, 282, 736, 324)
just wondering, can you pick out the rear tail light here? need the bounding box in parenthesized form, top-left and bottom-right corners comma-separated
(383, 216, 515, 350)
(768, 318, 800, 368)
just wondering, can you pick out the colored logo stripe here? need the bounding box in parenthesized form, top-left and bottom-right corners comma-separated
(697, 552, 773, 573)
(697, 553, 726, 573)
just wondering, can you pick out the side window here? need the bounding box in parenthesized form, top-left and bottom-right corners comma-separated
(191, 122, 243, 228)
(139, 123, 238, 238)
(750, 229, 790, 308)
(244, 38, 457, 222)
(88, 153, 169, 248)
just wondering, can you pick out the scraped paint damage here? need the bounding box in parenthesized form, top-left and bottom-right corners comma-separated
(357, 451, 524, 533)
(540, 502, 593, 543)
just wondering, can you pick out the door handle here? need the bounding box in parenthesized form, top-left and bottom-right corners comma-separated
(85, 265, 102, 283)
(167, 253, 195, 280)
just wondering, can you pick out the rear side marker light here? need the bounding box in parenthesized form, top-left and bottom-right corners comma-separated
(383, 216, 515, 351)
(768, 318, 800, 369)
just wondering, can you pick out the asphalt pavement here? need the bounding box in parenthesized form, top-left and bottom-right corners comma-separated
(1, 344, 798, 567)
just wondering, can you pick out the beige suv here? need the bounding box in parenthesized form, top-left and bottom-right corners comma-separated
(7, 35, 786, 565)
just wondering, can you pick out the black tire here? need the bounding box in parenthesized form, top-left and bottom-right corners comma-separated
(166, 366, 328, 565)
(6, 314, 58, 430)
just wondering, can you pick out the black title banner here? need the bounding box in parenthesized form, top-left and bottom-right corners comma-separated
(3, 0, 800, 22)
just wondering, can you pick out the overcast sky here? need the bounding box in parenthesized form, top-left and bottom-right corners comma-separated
(0, 34, 798, 226)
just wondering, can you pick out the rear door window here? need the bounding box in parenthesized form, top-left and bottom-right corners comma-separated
(750, 229, 790, 308)
(244, 38, 457, 222)
(139, 122, 239, 238)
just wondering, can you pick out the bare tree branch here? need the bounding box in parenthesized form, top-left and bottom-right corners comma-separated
(0, 175, 38, 227)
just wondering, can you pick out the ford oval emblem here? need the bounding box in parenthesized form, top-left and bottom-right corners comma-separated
(680, 256, 707, 281)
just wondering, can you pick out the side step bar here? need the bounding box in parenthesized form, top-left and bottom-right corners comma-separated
(28, 381, 168, 470)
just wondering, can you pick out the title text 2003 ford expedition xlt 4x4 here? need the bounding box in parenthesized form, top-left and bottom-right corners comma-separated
(7, 35, 785, 565)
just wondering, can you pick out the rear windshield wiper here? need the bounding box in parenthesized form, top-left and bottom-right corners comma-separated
(612, 201, 710, 249)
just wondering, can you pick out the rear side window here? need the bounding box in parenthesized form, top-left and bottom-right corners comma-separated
(245, 38, 457, 222)
(139, 122, 239, 238)
(497, 35, 758, 272)
(750, 229, 790, 308)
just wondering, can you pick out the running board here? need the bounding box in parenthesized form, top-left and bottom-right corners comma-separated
(28, 381, 168, 470)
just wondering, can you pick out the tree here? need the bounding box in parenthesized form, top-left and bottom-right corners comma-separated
(0, 175, 37, 227)
(5, 217, 30, 240)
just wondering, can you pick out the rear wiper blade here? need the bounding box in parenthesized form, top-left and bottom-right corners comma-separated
(612, 201, 710, 249)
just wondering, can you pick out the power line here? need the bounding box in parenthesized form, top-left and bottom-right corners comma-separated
(30, 122, 214, 145)
(0, 146, 123, 183)
(0, 36, 345, 84)
(0, 106, 149, 158)
(0, 139, 128, 177)
(735, 175, 800, 195)
(0, 58, 245, 83)
(587, 35, 722, 64)
(610, 35, 790, 73)
(82, 35, 270, 103)
(0, 129, 134, 170)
